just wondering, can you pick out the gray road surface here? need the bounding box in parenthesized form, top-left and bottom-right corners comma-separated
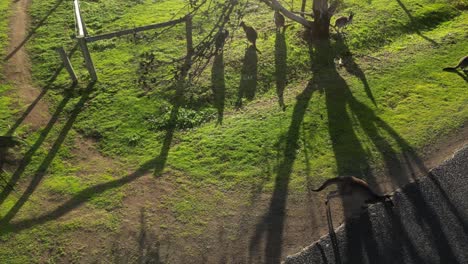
(285, 145, 468, 264)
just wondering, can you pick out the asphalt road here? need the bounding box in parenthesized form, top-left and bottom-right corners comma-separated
(285, 145, 468, 264)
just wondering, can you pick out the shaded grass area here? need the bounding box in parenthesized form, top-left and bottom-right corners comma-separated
(0, 84, 13, 132)
(0, 0, 12, 131)
(0, 0, 467, 262)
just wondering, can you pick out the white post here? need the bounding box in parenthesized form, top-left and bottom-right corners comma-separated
(74, 0, 87, 37)
(78, 37, 97, 81)
(74, 0, 96, 81)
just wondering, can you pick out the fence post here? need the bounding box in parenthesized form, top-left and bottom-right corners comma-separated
(74, 0, 88, 36)
(56, 47, 78, 84)
(77, 37, 97, 81)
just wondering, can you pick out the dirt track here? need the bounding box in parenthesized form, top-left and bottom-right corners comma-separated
(3, 0, 468, 263)
(5, 0, 49, 131)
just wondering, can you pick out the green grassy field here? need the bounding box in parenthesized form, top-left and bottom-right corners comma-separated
(0, 0, 467, 262)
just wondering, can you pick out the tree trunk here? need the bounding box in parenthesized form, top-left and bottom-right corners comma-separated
(265, 0, 313, 28)
(260, 0, 330, 39)
(312, 0, 331, 39)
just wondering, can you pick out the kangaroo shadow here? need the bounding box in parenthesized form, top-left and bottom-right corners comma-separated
(275, 32, 287, 110)
(211, 53, 226, 125)
(236, 46, 258, 108)
(136, 208, 165, 264)
(111, 208, 167, 263)
(341, 202, 420, 264)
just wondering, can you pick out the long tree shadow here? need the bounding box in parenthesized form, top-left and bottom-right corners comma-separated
(219, 144, 277, 263)
(313, 39, 375, 262)
(0, 54, 193, 235)
(0, 82, 183, 232)
(397, 184, 460, 263)
(211, 53, 226, 125)
(338, 106, 466, 263)
(152, 78, 186, 177)
(426, 171, 468, 234)
(246, 35, 372, 264)
(236, 46, 258, 108)
(383, 204, 426, 263)
(334, 35, 376, 106)
(0, 82, 95, 225)
(248, 80, 317, 264)
(0, 85, 75, 207)
(4, 0, 66, 61)
(341, 203, 423, 264)
(394, 0, 439, 47)
(346, 213, 382, 264)
(316, 175, 468, 264)
(275, 31, 287, 111)
(248, 42, 324, 263)
(0, 45, 78, 206)
(319, 36, 465, 262)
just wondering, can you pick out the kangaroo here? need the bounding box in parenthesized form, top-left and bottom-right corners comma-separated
(334, 12, 354, 33)
(312, 175, 392, 206)
(443, 55, 468, 72)
(240, 21, 261, 54)
(274, 11, 285, 32)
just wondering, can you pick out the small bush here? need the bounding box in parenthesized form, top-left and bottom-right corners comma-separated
(146, 107, 216, 131)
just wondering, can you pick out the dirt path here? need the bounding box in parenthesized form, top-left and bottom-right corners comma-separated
(4, 0, 124, 182)
(3, 0, 120, 205)
(422, 123, 468, 171)
(3, 1, 468, 263)
(4, 0, 49, 131)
